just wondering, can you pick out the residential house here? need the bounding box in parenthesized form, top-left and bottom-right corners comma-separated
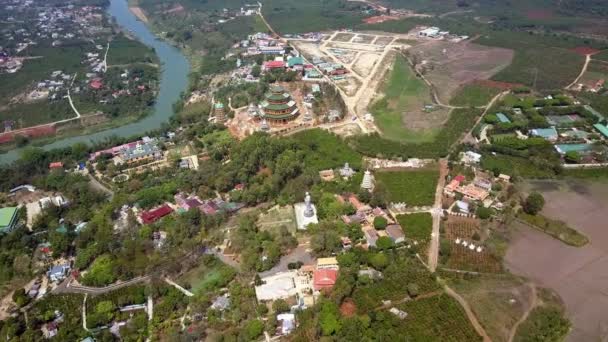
(211, 294, 231, 311)
(139, 204, 173, 224)
(530, 127, 558, 141)
(363, 228, 379, 247)
(316, 257, 339, 270)
(385, 225, 405, 244)
(48, 264, 70, 282)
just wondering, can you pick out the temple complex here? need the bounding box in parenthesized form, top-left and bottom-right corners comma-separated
(260, 85, 299, 123)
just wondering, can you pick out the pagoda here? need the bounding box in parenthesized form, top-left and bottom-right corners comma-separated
(260, 85, 299, 123)
(361, 170, 375, 191)
(214, 102, 226, 123)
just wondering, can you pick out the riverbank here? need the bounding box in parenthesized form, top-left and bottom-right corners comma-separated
(129, 6, 148, 23)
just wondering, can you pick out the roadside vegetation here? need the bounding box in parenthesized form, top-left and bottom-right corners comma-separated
(518, 213, 589, 247)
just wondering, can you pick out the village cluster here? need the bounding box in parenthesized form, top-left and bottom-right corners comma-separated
(0, 1, 105, 74)
(479, 94, 608, 165)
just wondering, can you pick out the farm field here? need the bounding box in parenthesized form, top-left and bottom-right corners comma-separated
(408, 40, 513, 104)
(370, 54, 447, 143)
(353, 256, 441, 312)
(592, 50, 608, 62)
(475, 31, 592, 91)
(375, 168, 438, 206)
(445, 274, 534, 342)
(261, 0, 365, 34)
(480, 154, 557, 179)
(396, 212, 432, 242)
(449, 82, 503, 107)
(506, 180, 608, 341)
(393, 294, 483, 341)
(578, 60, 608, 86)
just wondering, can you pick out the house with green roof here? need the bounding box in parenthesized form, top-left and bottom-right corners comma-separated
(0, 207, 19, 233)
(287, 56, 304, 69)
(593, 123, 608, 138)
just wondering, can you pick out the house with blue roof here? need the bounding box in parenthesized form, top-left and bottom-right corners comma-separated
(529, 127, 558, 141)
(496, 113, 511, 124)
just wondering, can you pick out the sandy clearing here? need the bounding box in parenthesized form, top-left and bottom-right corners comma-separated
(129, 7, 148, 23)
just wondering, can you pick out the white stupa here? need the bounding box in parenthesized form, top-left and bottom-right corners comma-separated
(339, 162, 355, 179)
(294, 191, 318, 230)
(361, 170, 375, 191)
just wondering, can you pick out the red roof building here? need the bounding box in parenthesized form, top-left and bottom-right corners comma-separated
(90, 79, 103, 90)
(140, 204, 173, 224)
(454, 175, 466, 183)
(263, 60, 286, 70)
(49, 162, 63, 169)
(313, 269, 338, 291)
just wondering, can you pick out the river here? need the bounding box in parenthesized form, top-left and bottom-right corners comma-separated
(0, 0, 190, 164)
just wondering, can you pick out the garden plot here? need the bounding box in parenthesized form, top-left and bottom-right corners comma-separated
(409, 40, 513, 104)
(352, 52, 381, 78)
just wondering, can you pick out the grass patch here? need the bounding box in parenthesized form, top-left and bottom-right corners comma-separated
(592, 50, 608, 62)
(371, 54, 437, 143)
(179, 256, 236, 295)
(291, 129, 362, 171)
(393, 294, 483, 341)
(449, 83, 502, 107)
(351, 107, 483, 159)
(376, 169, 438, 206)
(257, 205, 297, 236)
(396, 212, 432, 241)
(518, 213, 589, 247)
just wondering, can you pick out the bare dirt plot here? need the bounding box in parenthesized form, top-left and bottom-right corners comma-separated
(374, 36, 394, 46)
(505, 180, 608, 342)
(352, 52, 380, 78)
(328, 48, 358, 65)
(333, 33, 355, 42)
(409, 41, 514, 104)
(291, 41, 329, 62)
(327, 42, 383, 53)
(335, 76, 361, 97)
(351, 34, 375, 44)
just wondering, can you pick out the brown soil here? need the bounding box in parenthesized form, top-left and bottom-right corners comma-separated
(525, 9, 554, 20)
(571, 47, 601, 56)
(505, 180, 608, 341)
(409, 41, 514, 104)
(340, 298, 357, 317)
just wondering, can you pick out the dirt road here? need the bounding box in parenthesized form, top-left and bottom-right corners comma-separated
(444, 285, 492, 342)
(508, 283, 537, 342)
(428, 159, 448, 272)
(565, 54, 591, 89)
